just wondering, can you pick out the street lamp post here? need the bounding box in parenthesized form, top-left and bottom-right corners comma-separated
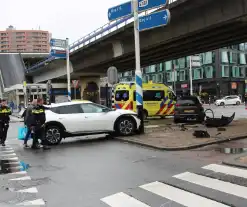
(189, 56, 193, 96)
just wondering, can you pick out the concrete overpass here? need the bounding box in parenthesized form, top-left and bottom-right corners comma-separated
(69, 0, 247, 73)
(25, 0, 247, 101)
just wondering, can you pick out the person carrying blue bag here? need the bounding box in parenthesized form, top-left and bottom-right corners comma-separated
(22, 99, 37, 148)
(0, 99, 12, 146)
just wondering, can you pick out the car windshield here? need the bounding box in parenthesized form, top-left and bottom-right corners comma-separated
(177, 97, 200, 106)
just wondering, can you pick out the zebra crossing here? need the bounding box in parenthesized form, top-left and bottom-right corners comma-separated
(0, 145, 45, 206)
(100, 163, 247, 207)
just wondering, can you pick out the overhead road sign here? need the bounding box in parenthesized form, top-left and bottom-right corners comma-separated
(139, 9, 171, 31)
(50, 38, 67, 48)
(138, 0, 168, 12)
(108, 1, 132, 21)
(50, 49, 66, 58)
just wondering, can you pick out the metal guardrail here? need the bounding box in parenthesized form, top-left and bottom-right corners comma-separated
(27, 0, 178, 72)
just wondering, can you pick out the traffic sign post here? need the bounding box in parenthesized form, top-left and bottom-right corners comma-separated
(72, 80, 79, 100)
(107, 0, 171, 134)
(50, 37, 71, 101)
(133, 0, 144, 134)
(66, 38, 71, 102)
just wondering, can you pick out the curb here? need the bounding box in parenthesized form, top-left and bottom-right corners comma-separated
(115, 135, 247, 151)
(222, 152, 247, 169)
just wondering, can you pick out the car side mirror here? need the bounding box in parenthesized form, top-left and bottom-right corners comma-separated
(102, 108, 110, 113)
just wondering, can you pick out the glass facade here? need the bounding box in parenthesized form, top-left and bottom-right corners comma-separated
(115, 43, 247, 98)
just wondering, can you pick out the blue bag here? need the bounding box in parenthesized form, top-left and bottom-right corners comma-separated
(18, 126, 31, 140)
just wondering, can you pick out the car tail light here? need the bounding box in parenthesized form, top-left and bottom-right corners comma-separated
(175, 104, 180, 107)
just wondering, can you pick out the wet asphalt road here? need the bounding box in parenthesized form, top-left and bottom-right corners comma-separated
(1, 105, 247, 207)
(1, 123, 225, 206)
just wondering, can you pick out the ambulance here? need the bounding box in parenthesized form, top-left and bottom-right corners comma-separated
(113, 82, 177, 119)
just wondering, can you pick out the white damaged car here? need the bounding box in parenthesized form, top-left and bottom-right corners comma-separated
(43, 101, 141, 145)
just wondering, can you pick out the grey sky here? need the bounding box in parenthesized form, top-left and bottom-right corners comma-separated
(1, 0, 127, 44)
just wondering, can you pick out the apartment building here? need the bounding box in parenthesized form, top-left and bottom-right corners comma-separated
(0, 25, 51, 53)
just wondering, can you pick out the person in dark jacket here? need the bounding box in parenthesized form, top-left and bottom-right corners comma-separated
(0, 99, 12, 146)
(22, 100, 37, 148)
(30, 98, 50, 150)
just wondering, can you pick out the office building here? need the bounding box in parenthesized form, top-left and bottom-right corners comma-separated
(117, 43, 247, 101)
(0, 25, 50, 53)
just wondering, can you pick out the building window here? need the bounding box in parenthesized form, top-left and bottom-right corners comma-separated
(239, 43, 245, 51)
(158, 63, 164, 72)
(204, 66, 213, 78)
(240, 67, 245, 78)
(230, 52, 238, 63)
(231, 45, 239, 50)
(166, 71, 177, 82)
(221, 51, 229, 63)
(151, 74, 156, 82)
(165, 61, 172, 71)
(202, 52, 213, 64)
(232, 66, 240, 77)
(193, 68, 203, 80)
(240, 53, 246, 64)
(178, 58, 186, 69)
(179, 70, 186, 81)
(157, 73, 163, 83)
(145, 65, 156, 73)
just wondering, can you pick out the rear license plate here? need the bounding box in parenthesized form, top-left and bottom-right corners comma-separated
(184, 110, 194, 113)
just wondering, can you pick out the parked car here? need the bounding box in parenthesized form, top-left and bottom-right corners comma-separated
(174, 96, 205, 123)
(215, 95, 241, 106)
(41, 101, 141, 145)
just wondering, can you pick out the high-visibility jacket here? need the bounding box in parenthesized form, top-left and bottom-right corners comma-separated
(0, 106, 11, 123)
(31, 105, 46, 126)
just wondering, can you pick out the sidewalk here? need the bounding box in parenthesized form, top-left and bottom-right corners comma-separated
(223, 152, 247, 169)
(116, 119, 247, 150)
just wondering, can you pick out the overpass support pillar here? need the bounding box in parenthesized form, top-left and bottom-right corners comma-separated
(79, 76, 101, 104)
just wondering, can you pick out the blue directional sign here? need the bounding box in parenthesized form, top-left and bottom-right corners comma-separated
(50, 49, 66, 58)
(138, 0, 168, 12)
(108, 1, 132, 21)
(50, 38, 66, 48)
(139, 9, 171, 31)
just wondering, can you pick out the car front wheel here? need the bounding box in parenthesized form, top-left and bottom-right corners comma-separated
(236, 101, 240, 105)
(116, 117, 136, 136)
(45, 125, 63, 145)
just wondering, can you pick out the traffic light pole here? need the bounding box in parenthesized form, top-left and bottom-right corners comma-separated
(66, 38, 71, 102)
(133, 0, 144, 134)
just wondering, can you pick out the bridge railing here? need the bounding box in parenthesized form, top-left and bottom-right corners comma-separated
(27, 0, 178, 71)
(70, 0, 178, 52)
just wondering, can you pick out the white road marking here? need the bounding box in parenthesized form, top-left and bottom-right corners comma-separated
(9, 171, 27, 175)
(16, 198, 45, 206)
(140, 181, 229, 207)
(17, 187, 38, 193)
(203, 164, 247, 179)
(0, 153, 16, 156)
(3, 157, 18, 160)
(10, 176, 31, 181)
(0, 150, 14, 153)
(174, 172, 247, 199)
(101, 192, 150, 207)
